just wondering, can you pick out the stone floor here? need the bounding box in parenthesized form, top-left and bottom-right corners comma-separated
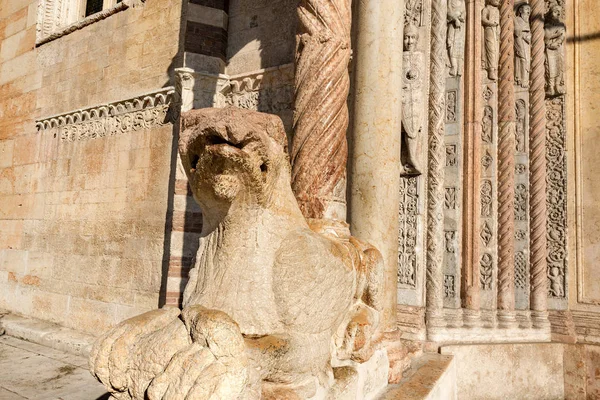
(0, 335, 109, 400)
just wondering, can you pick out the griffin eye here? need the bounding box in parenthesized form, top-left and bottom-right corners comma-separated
(190, 154, 200, 170)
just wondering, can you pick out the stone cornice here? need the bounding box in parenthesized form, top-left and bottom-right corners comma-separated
(36, 87, 175, 141)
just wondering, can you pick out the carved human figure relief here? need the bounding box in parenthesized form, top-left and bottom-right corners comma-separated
(447, 0, 466, 77)
(514, 3, 531, 88)
(544, 4, 566, 96)
(482, 0, 500, 81)
(548, 266, 564, 297)
(401, 23, 425, 176)
(515, 99, 527, 152)
(482, 106, 493, 143)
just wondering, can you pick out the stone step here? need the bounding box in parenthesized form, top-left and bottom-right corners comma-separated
(378, 354, 456, 400)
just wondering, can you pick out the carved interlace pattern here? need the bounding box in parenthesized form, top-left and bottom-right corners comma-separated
(398, 178, 419, 288)
(36, 88, 174, 141)
(515, 250, 528, 289)
(444, 275, 456, 298)
(546, 96, 567, 298)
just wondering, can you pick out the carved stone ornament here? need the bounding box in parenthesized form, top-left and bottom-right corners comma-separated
(515, 99, 527, 152)
(89, 108, 388, 399)
(480, 221, 493, 247)
(482, 106, 494, 143)
(544, 3, 566, 97)
(480, 253, 494, 290)
(482, 150, 493, 170)
(546, 96, 567, 299)
(515, 163, 527, 174)
(445, 187, 458, 209)
(446, 90, 458, 123)
(482, 0, 500, 81)
(514, 3, 532, 88)
(515, 183, 528, 221)
(405, 0, 425, 26)
(398, 177, 419, 288)
(401, 23, 425, 176)
(515, 251, 528, 289)
(447, 0, 466, 77)
(446, 144, 458, 166)
(444, 275, 456, 298)
(36, 87, 174, 141)
(481, 180, 493, 218)
(445, 230, 456, 253)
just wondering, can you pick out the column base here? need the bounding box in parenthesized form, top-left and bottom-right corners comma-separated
(497, 310, 519, 329)
(462, 309, 482, 328)
(530, 310, 551, 329)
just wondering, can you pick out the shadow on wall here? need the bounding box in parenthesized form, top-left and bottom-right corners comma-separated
(158, 0, 298, 308)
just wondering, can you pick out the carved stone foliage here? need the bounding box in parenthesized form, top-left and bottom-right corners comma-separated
(481, 180, 493, 218)
(446, 90, 458, 122)
(445, 187, 457, 209)
(447, 0, 466, 77)
(515, 251, 528, 289)
(482, 106, 493, 143)
(515, 229, 527, 241)
(405, 0, 425, 26)
(444, 275, 456, 298)
(482, 0, 500, 81)
(218, 67, 294, 116)
(515, 183, 528, 221)
(544, 3, 566, 97)
(36, 88, 174, 141)
(514, 3, 532, 88)
(546, 96, 567, 298)
(480, 253, 494, 290)
(398, 178, 419, 288)
(515, 163, 527, 174)
(515, 99, 527, 152)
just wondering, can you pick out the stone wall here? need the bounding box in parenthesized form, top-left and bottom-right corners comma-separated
(0, 0, 183, 335)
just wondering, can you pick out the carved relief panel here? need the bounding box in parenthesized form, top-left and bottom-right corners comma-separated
(398, 0, 431, 307)
(442, 0, 465, 309)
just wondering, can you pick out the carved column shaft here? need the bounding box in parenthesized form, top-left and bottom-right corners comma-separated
(461, 0, 483, 324)
(528, 0, 549, 326)
(496, 0, 517, 324)
(349, 0, 404, 331)
(425, 0, 447, 330)
(292, 0, 351, 221)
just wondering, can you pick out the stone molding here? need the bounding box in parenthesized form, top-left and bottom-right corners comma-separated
(35, 87, 175, 141)
(36, 0, 143, 47)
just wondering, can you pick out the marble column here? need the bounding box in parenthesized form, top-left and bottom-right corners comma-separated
(528, 0, 549, 329)
(461, 0, 483, 326)
(496, 0, 518, 327)
(292, 0, 352, 221)
(425, 0, 448, 331)
(349, 0, 404, 332)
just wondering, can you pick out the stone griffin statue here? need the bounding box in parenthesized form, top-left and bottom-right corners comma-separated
(89, 107, 388, 400)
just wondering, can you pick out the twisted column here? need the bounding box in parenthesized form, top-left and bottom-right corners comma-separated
(496, 0, 517, 327)
(426, 0, 447, 331)
(461, 0, 483, 326)
(292, 0, 351, 221)
(528, 0, 549, 328)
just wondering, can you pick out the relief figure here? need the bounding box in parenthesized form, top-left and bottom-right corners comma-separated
(514, 3, 531, 88)
(482, 0, 500, 81)
(447, 0, 466, 77)
(401, 23, 425, 176)
(544, 4, 566, 96)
